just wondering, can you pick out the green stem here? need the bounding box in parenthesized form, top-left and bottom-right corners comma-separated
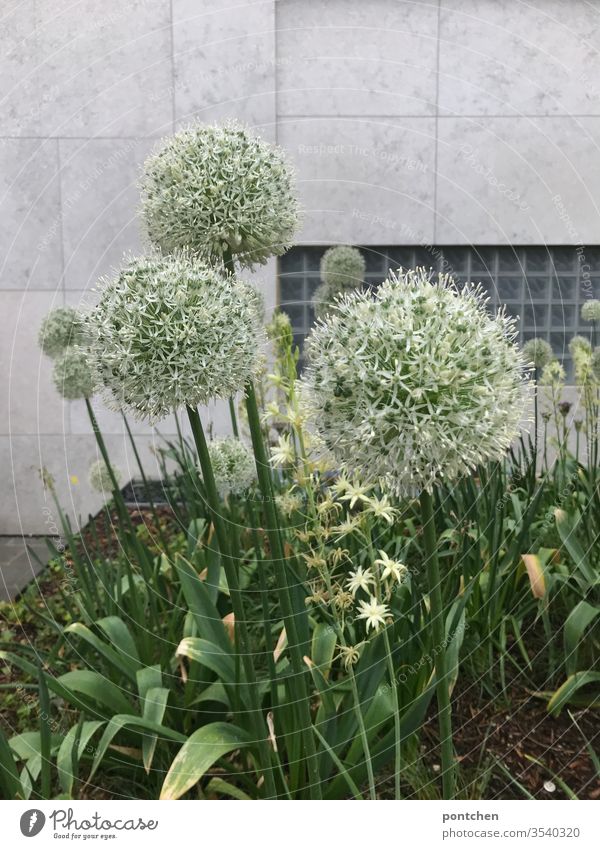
(228, 396, 240, 438)
(186, 405, 277, 799)
(419, 487, 456, 799)
(244, 382, 322, 799)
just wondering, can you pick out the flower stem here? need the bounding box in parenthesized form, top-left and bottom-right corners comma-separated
(419, 487, 456, 799)
(186, 404, 277, 799)
(244, 381, 322, 799)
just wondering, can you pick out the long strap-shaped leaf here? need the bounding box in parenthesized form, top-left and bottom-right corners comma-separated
(160, 722, 252, 800)
(89, 716, 187, 782)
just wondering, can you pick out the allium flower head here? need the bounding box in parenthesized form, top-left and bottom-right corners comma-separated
(581, 299, 600, 322)
(320, 245, 366, 292)
(568, 335, 592, 356)
(541, 360, 565, 387)
(140, 121, 299, 269)
(39, 307, 84, 358)
(522, 337, 553, 370)
(89, 459, 121, 493)
(300, 268, 529, 496)
(87, 254, 265, 422)
(207, 437, 255, 497)
(52, 346, 94, 399)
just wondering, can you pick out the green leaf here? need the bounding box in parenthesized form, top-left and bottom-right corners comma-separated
(176, 638, 236, 683)
(548, 671, 600, 715)
(64, 623, 139, 682)
(564, 601, 600, 676)
(0, 726, 24, 800)
(136, 666, 163, 702)
(205, 777, 253, 800)
(160, 722, 252, 800)
(141, 687, 170, 774)
(554, 509, 598, 591)
(58, 671, 135, 716)
(57, 721, 104, 796)
(174, 555, 231, 651)
(90, 716, 186, 781)
(310, 623, 337, 679)
(97, 617, 141, 667)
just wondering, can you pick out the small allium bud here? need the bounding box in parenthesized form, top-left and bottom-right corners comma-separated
(89, 459, 121, 493)
(558, 401, 572, 417)
(581, 299, 600, 322)
(300, 268, 530, 495)
(38, 307, 84, 358)
(523, 337, 553, 370)
(52, 346, 94, 400)
(207, 437, 256, 497)
(87, 254, 265, 422)
(140, 121, 299, 269)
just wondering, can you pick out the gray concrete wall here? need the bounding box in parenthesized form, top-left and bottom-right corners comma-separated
(2, 0, 598, 533)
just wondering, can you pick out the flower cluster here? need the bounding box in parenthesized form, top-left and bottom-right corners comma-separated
(581, 299, 600, 322)
(52, 346, 94, 400)
(89, 459, 121, 493)
(140, 121, 299, 269)
(208, 437, 256, 497)
(300, 268, 529, 495)
(319, 245, 366, 291)
(314, 245, 365, 320)
(87, 254, 265, 422)
(523, 337, 553, 370)
(38, 307, 84, 358)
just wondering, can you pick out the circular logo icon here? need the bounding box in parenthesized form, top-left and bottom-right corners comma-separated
(19, 810, 46, 837)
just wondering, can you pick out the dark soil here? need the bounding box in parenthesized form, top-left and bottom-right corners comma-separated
(414, 684, 600, 800)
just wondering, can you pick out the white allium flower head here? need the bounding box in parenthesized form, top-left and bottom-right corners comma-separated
(207, 437, 256, 497)
(38, 307, 84, 358)
(140, 121, 300, 269)
(52, 346, 94, 400)
(87, 254, 265, 422)
(89, 459, 121, 493)
(568, 335, 592, 356)
(300, 268, 530, 496)
(581, 299, 600, 322)
(320, 245, 366, 292)
(522, 337, 553, 370)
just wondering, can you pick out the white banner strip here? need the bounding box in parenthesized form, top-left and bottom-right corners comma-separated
(0, 800, 597, 847)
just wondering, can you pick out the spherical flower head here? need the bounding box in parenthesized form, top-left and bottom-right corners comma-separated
(140, 121, 300, 269)
(313, 282, 335, 321)
(52, 346, 94, 400)
(38, 307, 84, 358)
(208, 437, 255, 497)
(87, 255, 265, 422)
(541, 359, 565, 387)
(320, 245, 366, 293)
(300, 268, 530, 496)
(523, 337, 553, 370)
(581, 299, 600, 322)
(568, 335, 592, 357)
(89, 459, 121, 493)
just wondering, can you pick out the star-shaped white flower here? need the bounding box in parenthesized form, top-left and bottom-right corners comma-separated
(270, 434, 295, 467)
(346, 566, 376, 597)
(365, 494, 397, 524)
(356, 597, 390, 633)
(374, 550, 409, 584)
